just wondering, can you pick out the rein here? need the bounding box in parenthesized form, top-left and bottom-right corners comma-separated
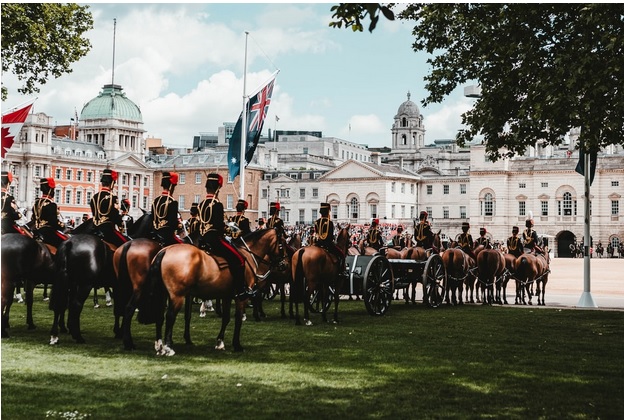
(236, 234, 285, 282)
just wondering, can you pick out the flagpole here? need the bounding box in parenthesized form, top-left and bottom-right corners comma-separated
(239, 31, 249, 200)
(577, 146, 596, 307)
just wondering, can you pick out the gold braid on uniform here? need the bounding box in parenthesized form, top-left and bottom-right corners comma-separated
(154, 196, 171, 229)
(34, 198, 49, 229)
(416, 224, 425, 242)
(318, 218, 330, 240)
(369, 229, 378, 243)
(199, 198, 216, 236)
(508, 237, 519, 251)
(95, 194, 112, 225)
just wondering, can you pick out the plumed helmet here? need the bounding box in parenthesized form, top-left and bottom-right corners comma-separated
(462, 222, 470, 232)
(1, 171, 12, 187)
(121, 199, 131, 212)
(236, 199, 248, 212)
(190, 202, 199, 216)
(526, 219, 534, 228)
(372, 218, 379, 226)
(512, 226, 519, 234)
(419, 210, 428, 220)
(40, 177, 56, 191)
(161, 171, 179, 188)
(320, 202, 330, 216)
(205, 173, 223, 191)
(269, 202, 280, 215)
(101, 169, 117, 184)
(397, 225, 404, 232)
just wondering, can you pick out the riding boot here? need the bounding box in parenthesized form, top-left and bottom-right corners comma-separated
(235, 281, 255, 301)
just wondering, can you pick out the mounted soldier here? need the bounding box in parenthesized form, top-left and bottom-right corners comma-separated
(186, 202, 200, 243)
(90, 169, 129, 247)
(365, 218, 384, 251)
(151, 171, 184, 247)
(229, 199, 251, 238)
(1, 171, 25, 235)
(391, 225, 406, 250)
(414, 211, 433, 249)
(522, 218, 543, 254)
(475, 227, 491, 249)
(313, 202, 345, 273)
(457, 222, 476, 261)
(198, 173, 254, 301)
(32, 177, 68, 249)
(506, 226, 523, 258)
(120, 199, 133, 236)
(266, 201, 285, 237)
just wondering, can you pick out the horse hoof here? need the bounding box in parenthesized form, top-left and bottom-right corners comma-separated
(199, 312, 206, 318)
(94, 304, 100, 309)
(215, 340, 226, 351)
(242, 314, 247, 322)
(305, 320, 313, 326)
(50, 336, 59, 345)
(106, 301, 113, 307)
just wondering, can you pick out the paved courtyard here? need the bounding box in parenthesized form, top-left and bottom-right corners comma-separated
(517, 257, 624, 310)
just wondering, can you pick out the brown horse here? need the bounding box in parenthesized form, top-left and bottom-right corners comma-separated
(475, 248, 506, 305)
(1, 233, 55, 337)
(514, 251, 550, 305)
(291, 226, 350, 326)
(441, 246, 471, 305)
(138, 227, 286, 355)
(398, 231, 441, 304)
(501, 252, 521, 304)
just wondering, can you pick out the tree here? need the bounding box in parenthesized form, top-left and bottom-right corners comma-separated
(331, 4, 624, 160)
(1, 3, 93, 102)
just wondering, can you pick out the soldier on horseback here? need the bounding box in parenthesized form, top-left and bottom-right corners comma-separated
(391, 225, 406, 250)
(506, 226, 523, 258)
(457, 222, 476, 261)
(313, 202, 345, 274)
(198, 173, 254, 301)
(414, 211, 433, 249)
(522, 218, 544, 254)
(229, 199, 251, 238)
(186, 202, 200, 242)
(31, 177, 68, 248)
(151, 171, 184, 246)
(475, 227, 491, 248)
(267, 201, 285, 237)
(1, 171, 24, 235)
(120, 199, 133, 236)
(90, 169, 129, 247)
(365, 218, 384, 251)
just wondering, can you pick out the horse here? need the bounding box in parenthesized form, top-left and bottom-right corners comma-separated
(441, 246, 471, 306)
(475, 247, 506, 305)
(49, 233, 114, 344)
(501, 252, 521, 305)
(399, 231, 441, 304)
(250, 231, 302, 321)
(290, 226, 351, 326)
(137, 227, 286, 355)
(1, 233, 55, 337)
(514, 250, 550, 306)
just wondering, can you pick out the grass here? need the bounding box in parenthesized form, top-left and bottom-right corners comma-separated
(2, 288, 624, 419)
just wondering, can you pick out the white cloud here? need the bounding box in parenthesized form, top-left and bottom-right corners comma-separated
(423, 98, 473, 143)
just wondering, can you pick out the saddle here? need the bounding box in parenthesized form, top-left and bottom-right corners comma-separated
(198, 243, 230, 270)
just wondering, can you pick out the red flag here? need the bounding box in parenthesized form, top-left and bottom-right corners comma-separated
(2, 102, 34, 158)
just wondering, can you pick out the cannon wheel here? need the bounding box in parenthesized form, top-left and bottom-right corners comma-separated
(309, 286, 334, 313)
(422, 254, 446, 308)
(363, 255, 394, 316)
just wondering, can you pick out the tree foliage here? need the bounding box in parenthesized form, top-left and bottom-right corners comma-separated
(329, 3, 395, 33)
(331, 4, 624, 160)
(1, 3, 93, 101)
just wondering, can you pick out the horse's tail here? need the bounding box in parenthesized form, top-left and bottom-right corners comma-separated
(113, 242, 133, 318)
(515, 256, 529, 281)
(291, 248, 305, 304)
(50, 240, 71, 313)
(137, 248, 167, 325)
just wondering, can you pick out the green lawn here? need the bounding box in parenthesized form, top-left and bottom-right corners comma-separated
(2, 289, 623, 419)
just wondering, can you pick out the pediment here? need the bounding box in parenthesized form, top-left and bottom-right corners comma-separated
(111, 153, 149, 170)
(270, 174, 297, 183)
(322, 161, 382, 180)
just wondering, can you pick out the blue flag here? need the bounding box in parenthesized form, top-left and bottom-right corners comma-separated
(228, 76, 276, 180)
(574, 147, 598, 186)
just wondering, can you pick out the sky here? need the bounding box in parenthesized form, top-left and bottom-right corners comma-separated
(2, 3, 477, 150)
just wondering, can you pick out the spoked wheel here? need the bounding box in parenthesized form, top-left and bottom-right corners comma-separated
(309, 286, 334, 313)
(262, 283, 278, 300)
(363, 255, 394, 316)
(423, 254, 446, 308)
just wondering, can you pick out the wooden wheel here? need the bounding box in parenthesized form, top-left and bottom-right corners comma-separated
(422, 254, 446, 308)
(363, 255, 394, 316)
(309, 286, 334, 313)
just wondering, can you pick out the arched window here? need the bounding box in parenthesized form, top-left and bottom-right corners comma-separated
(402, 134, 407, 145)
(401, 117, 407, 128)
(481, 192, 494, 216)
(348, 197, 359, 219)
(563, 192, 572, 216)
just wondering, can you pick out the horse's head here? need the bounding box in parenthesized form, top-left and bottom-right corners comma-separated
(336, 225, 351, 253)
(128, 211, 153, 238)
(433, 229, 442, 252)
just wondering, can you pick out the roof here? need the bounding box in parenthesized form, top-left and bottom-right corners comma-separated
(80, 84, 142, 122)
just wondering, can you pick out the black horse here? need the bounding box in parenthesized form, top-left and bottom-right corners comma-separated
(1, 233, 55, 337)
(49, 233, 114, 345)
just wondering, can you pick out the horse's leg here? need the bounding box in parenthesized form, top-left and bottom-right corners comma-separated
(93, 287, 99, 309)
(232, 299, 245, 352)
(279, 283, 287, 319)
(1, 284, 15, 337)
(42, 284, 49, 301)
(158, 297, 182, 356)
(304, 286, 313, 326)
(332, 283, 340, 324)
(216, 298, 232, 350)
(69, 285, 92, 343)
(25, 283, 36, 330)
(252, 293, 262, 322)
(105, 286, 113, 307)
(122, 294, 138, 350)
(183, 295, 193, 345)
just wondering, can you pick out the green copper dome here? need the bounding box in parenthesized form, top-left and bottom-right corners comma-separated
(80, 84, 142, 122)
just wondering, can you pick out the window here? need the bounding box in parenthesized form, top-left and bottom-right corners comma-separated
(612, 181, 620, 187)
(460, 206, 467, 219)
(35, 166, 42, 178)
(443, 185, 449, 195)
(299, 209, 305, 223)
(179, 173, 185, 184)
(411, 206, 415, 218)
(612, 200, 620, 215)
(87, 172, 93, 182)
(299, 188, 305, 199)
(443, 207, 449, 219)
(77, 170, 83, 181)
(303, 147, 308, 154)
(391, 205, 396, 218)
(312, 209, 319, 220)
(401, 205, 405, 218)
(519, 182, 526, 189)
(391, 182, 396, 193)
(541, 200, 549, 216)
(426, 207, 432, 219)
(411, 184, 415, 194)
(401, 183, 405, 193)
(427, 185, 433, 195)
(194, 194, 201, 204)
(195, 172, 202, 184)
(55, 168, 62, 179)
(86, 191, 93, 204)
(483, 193, 493, 216)
(312, 188, 318, 198)
(541, 182, 548, 188)
(460, 184, 466, 194)
(226, 195, 233, 209)
(178, 195, 186, 210)
(349, 197, 359, 219)
(65, 190, 72, 204)
(262, 189, 268, 199)
(519, 201, 526, 216)
(289, 173, 297, 180)
(76, 190, 82, 205)
(66, 169, 72, 180)
(122, 174, 128, 185)
(370, 203, 377, 219)
(561, 192, 573, 216)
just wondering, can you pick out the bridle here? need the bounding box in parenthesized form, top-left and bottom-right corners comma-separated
(236, 229, 287, 282)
